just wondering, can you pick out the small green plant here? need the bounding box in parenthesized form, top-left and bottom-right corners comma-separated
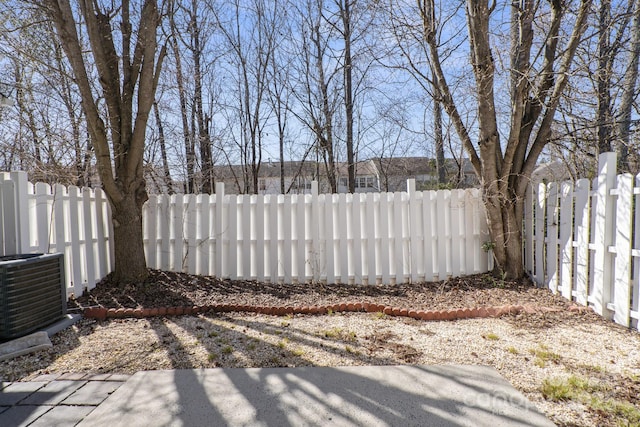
(208, 331, 218, 338)
(578, 363, 605, 374)
(247, 342, 257, 351)
(529, 346, 561, 367)
(221, 345, 233, 354)
(507, 346, 519, 355)
(280, 320, 290, 327)
(207, 352, 218, 362)
(372, 311, 386, 320)
(277, 338, 289, 349)
(481, 241, 496, 252)
(291, 347, 305, 357)
(590, 397, 640, 424)
(326, 308, 334, 315)
(484, 333, 500, 341)
(541, 375, 606, 401)
(322, 327, 343, 338)
(345, 345, 354, 353)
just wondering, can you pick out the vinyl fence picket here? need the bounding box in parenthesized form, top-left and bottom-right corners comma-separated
(436, 190, 450, 280)
(338, 193, 349, 284)
(196, 194, 209, 276)
(241, 195, 251, 279)
(573, 179, 590, 305)
(145, 195, 158, 269)
(464, 190, 475, 274)
(34, 183, 50, 253)
(283, 195, 293, 283)
(613, 173, 633, 326)
(228, 195, 239, 279)
(632, 175, 640, 328)
(422, 191, 436, 281)
(546, 182, 559, 294)
(534, 183, 546, 284)
(82, 188, 97, 291)
(559, 182, 574, 299)
(158, 195, 170, 271)
(524, 184, 534, 273)
(450, 190, 463, 277)
(186, 195, 197, 275)
(592, 152, 617, 317)
(94, 188, 111, 276)
(393, 193, 404, 284)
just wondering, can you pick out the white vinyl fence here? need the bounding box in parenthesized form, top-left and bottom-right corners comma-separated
(525, 152, 640, 329)
(0, 171, 113, 298)
(0, 172, 490, 299)
(143, 181, 490, 285)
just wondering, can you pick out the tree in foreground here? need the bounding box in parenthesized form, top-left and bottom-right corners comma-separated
(42, 0, 164, 282)
(421, 0, 593, 279)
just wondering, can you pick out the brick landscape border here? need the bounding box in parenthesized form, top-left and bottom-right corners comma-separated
(82, 302, 590, 321)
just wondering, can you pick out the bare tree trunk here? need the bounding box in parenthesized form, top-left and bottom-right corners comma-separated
(44, 0, 164, 283)
(597, 0, 613, 154)
(191, 0, 214, 194)
(169, 1, 195, 193)
(314, 23, 338, 193)
(433, 98, 446, 184)
(153, 101, 173, 193)
(419, 0, 591, 279)
(618, 0, 640, 171)
(340, 0, 355, 193)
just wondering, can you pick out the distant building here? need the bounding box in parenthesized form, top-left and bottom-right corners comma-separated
(207, 157, 477, 195)
(372, 157, 478, 192)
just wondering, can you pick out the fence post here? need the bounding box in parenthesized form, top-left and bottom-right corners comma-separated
(311, 181, 320, 283)
(215, 182, 225, 279)
(11, 172, 29, 253)
(592, 152, 617, 318)
(0, 172, 29, 255)
(0, 174, 16, 255)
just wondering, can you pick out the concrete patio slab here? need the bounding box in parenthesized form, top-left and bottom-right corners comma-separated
(62, 380, 124, 405)
(20, 380, 86, 405)
(0, 381, 48, 406)
(29, 405, 95, 427)
(0, 404, 51, 426)
(79, 365, 554, 427)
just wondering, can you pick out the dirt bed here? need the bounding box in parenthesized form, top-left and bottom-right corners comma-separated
(1, 271, 639, 426)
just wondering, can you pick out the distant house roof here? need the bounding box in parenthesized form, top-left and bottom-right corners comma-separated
(532, 161, 574, 183)
(372, 157, 434, 176)
(335, 160, 378, 176)
(372, 157, 475, 176)
(213, 160, 320, 181)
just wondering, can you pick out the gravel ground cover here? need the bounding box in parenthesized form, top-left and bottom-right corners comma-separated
(1, 271, 639, 426)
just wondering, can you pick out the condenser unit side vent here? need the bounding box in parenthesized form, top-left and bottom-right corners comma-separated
(0, 253, 66, 341)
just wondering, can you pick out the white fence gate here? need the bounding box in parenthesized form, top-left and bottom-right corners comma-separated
(525, 152, 640, 329)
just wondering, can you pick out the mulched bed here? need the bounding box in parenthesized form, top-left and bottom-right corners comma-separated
(69, 269, 575, 314)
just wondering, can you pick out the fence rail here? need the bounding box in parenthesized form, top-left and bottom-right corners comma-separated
(525, 153, 640, 330)
(0, 172, 490, 299)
